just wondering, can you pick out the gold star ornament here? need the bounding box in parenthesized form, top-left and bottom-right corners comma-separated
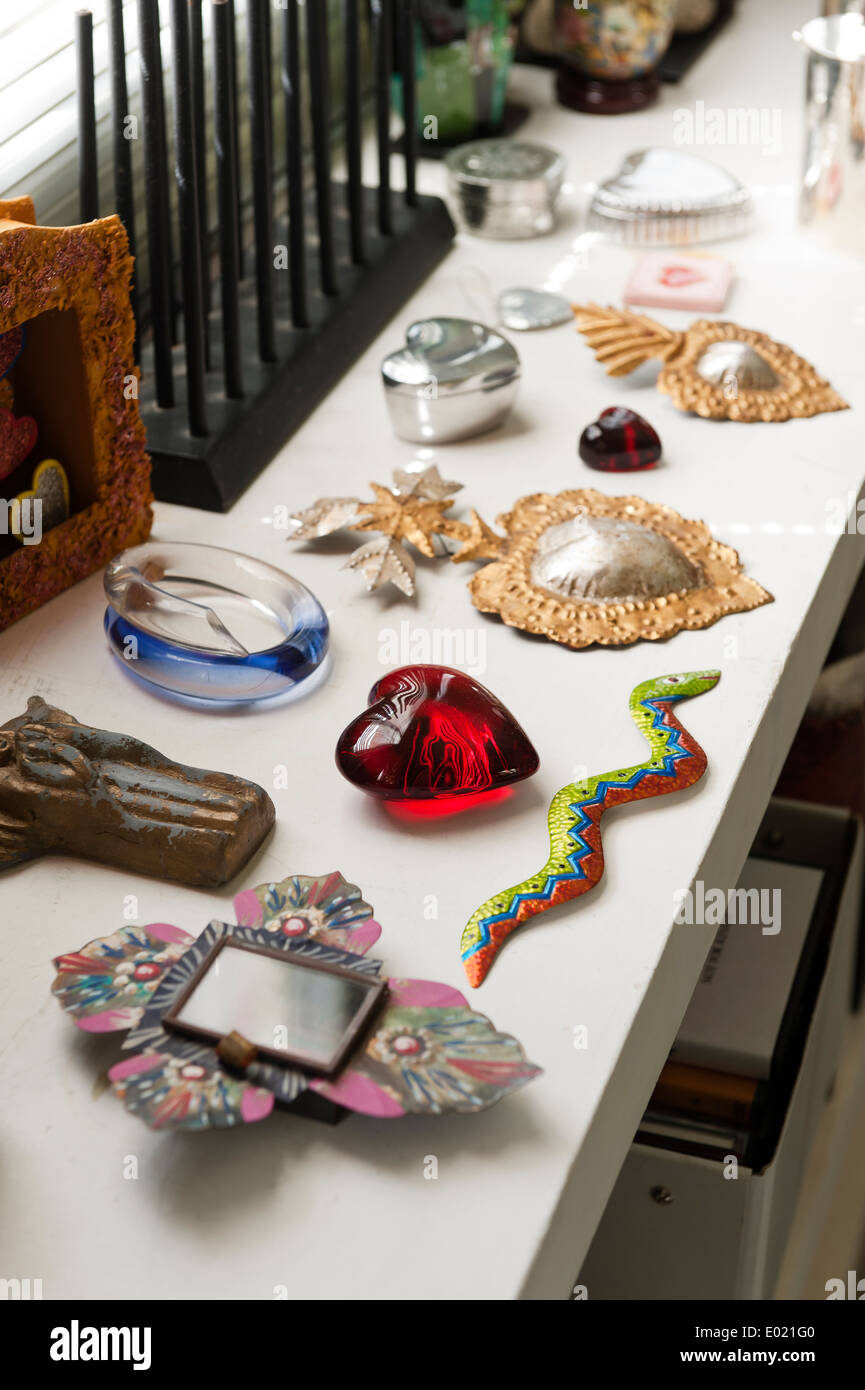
(288, 466, 468, 596)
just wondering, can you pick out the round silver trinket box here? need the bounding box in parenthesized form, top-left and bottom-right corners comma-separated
(445, 139, 565, 240)
(381, 316, 521, 444)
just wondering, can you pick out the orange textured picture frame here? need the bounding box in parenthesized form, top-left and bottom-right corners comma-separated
(0, 196, 152, 631)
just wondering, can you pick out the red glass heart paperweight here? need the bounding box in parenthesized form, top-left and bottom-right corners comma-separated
(578, 406, 661, 473)
(335, 665, 539, 801)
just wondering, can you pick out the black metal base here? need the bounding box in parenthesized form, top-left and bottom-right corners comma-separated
(280, 1089, 348, 1126)
(556, 64, 660, 116)
(141, 187, 455, 512)
(659, 1, 735, 84)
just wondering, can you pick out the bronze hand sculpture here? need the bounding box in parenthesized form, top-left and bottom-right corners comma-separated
(0, 696, 275, 887)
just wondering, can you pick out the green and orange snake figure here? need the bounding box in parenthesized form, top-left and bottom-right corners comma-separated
(460, 671, 721, 988)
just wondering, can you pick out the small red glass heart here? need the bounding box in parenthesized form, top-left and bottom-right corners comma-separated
(579, 406, 661, 473)
(0, 406, 38, 481)
(658, 265, 705, 288)
(0, 326, 24, 380)
(336, 665, 539, 801)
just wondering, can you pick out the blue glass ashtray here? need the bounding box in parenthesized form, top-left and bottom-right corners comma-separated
(104, 542, 329, 704)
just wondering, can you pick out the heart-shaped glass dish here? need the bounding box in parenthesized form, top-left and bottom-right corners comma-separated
(588, 147, 753, 244)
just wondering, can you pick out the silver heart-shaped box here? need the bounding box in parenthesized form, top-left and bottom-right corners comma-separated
(381, 317, 521, 444)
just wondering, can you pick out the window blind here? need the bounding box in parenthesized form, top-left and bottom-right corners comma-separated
(0, 1, 360, 310)
(2, 1, 155, 226)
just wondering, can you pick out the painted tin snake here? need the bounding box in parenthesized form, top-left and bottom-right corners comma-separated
(460, 670, 721, 987)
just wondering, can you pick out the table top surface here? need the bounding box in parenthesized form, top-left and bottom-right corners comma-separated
(2, 0, 864, 1300)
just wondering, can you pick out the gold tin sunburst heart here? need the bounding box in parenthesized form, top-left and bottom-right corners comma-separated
(573, 304, 848, 423)
(462, 490, 773, 650)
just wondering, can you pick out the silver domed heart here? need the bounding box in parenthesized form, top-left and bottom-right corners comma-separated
(530, 515, 704, 604)
(696, 340, 780, 391)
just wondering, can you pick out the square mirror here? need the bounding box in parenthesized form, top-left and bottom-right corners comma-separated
(164, 937, 387, 1076)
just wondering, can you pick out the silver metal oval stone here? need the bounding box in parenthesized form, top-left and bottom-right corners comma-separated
(497, 287, 573, 332)
(529, 515, 704, 604)
(695, 340, 780, 391)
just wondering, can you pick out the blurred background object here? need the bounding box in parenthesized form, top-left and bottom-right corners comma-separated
(553, 0, 676, 113)
(519, 0, 736, 87)
(672, 0, 718, 34)
(794, 11, 865, 257)
(393, 1, 528, 147)
(820, 1, 864, 15)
